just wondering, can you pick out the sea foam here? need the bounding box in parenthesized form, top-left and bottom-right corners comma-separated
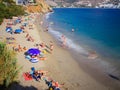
(44, 8, 120, 77)
(48, 27, 88, 55)
(45, 12, 54, 20)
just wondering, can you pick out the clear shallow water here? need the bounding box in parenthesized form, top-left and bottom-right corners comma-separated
(44, 8, 120, 76)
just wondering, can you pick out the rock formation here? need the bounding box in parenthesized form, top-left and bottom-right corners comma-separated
(25, 0, 52, 13)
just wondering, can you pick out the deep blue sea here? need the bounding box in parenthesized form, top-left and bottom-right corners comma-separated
(45, 8, 120, 76)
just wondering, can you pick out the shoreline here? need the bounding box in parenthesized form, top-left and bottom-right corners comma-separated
(0, 12, 120, 90)
(35, 13, 120, 89)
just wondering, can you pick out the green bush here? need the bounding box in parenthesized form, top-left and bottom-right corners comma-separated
(0, 0, 25, 24)
(0, 42, 19, 87)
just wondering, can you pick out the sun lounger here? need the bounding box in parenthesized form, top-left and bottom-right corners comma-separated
(30, 58, 39, 63)
(25, 55, 31, 60)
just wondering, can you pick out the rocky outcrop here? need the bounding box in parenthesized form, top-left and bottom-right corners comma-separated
(26, 0, 52, 13)
(26, 5, 42, 13)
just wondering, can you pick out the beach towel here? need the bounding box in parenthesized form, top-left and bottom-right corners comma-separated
(23, 72, 33, 81)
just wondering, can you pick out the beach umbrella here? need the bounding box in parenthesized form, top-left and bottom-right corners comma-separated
(27, 48, 40, 56)
(6, 27, 12, 32)
(14, 29, 22, 33)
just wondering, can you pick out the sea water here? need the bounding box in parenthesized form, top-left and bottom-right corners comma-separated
(44, 8, 120, 77)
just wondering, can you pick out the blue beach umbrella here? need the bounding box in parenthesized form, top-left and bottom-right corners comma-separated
(15, 29, 22, 33)
(6, 27, 12, 32)
(27, 48, 40, 56)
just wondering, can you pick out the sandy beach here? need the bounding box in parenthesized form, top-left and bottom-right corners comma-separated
(0, 13, 120, 90)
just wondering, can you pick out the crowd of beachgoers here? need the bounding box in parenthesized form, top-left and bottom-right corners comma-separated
(0, 12, 120, 90)
(0, 13, 65, 90)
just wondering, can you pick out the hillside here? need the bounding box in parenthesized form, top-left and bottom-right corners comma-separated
(45, 0, 120, 8)
(25, 0, 52, 13)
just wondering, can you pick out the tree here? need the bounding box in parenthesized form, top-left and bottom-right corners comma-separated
(0, 1, 25, 24)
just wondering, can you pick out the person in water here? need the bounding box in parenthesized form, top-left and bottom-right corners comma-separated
(88, 50, 98, 59)
(72, 28, 74, 32)
(61, 35, 66, 48)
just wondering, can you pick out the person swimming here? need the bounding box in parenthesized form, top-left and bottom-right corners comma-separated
(72, 28, 74, 32)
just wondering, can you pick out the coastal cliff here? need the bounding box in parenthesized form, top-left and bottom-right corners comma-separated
(26, 0, 52, 13)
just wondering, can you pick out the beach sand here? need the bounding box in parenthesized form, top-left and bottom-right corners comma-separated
(0, 13, 120, 90)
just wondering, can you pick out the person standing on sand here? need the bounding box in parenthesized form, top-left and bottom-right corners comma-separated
(61, 35, 66, 48)
(50, 44, 54, 52)
(49, 41, 54, 53)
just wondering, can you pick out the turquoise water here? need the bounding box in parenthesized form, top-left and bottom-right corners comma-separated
(45, 8, 120, 75)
